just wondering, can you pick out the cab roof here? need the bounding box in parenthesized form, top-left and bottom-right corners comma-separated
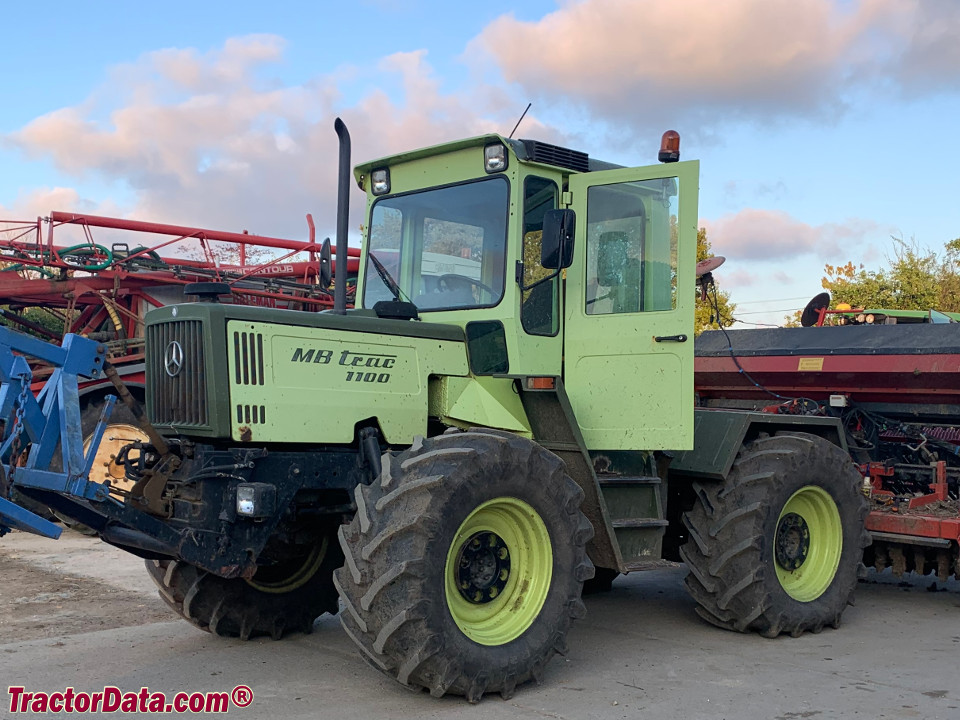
(353, 134, 623, 183)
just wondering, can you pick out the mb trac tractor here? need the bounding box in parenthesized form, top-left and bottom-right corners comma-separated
(0, 120, 868, 702)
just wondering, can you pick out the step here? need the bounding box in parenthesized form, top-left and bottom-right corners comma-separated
(623, 559, 682, 572)
(598, 475, 661, 487)
(611, 518, 669, 529)
(539, 441, 583, 453)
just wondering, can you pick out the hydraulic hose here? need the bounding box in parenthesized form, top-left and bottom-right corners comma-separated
(59, 244, 114, 271)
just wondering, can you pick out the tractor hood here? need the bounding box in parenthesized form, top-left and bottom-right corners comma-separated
(144, 303, 467, 443)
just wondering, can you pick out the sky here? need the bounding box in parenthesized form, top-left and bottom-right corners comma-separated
(2, 0, 959, 327)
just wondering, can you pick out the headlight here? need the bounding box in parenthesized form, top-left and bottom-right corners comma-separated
(236, 483, 276, 519)
(484, 143, 508, 173)
(371, 168, 390, 195)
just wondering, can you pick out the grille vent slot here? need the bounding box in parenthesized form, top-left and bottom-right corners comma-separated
(233, 331, 265, 385)
(237, 404, 267, 424)
(147, 320, 208, 426)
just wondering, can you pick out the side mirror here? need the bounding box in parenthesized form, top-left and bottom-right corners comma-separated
(597, 231, 628, 286)
(318, 237, 333, 290)
(541, 209, 575, 269)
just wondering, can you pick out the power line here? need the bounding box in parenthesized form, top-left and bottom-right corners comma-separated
(733, 296, 814, 305)
(730, 318, 783, 327)
(735, 307, 803, 316)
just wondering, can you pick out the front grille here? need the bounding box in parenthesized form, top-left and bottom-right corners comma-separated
(147, 320, 208, 426)
(520, 140, 590, 173)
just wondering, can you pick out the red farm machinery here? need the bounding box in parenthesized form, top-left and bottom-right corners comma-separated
(695, 299, 960, 582)
(0, 211, 359, 520)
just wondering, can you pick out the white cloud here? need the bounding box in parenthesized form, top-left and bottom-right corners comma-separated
(470, 0, 960, 132)
(723, 269, 761, 288)
(0, 186, 131, 221)
(10, 7, 941, 259)
(0, 187, 83, 219)
(703, 208, 883, 261)
(892, 0, 960, 96)
(6, 39, 534, 243)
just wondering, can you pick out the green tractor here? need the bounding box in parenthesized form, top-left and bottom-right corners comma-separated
(1, 120, 868, 701)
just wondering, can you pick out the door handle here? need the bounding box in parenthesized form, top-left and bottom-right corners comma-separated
(654, 334, 688, 343)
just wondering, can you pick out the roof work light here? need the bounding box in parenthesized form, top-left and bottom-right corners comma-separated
(371, 168, 391, 195)
(484, 143, 508, 173)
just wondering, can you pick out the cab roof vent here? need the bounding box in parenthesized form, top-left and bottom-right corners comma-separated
(519, 140, 590, 173)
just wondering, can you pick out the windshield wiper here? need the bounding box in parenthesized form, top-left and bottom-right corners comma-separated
(369, 252, 413, 304)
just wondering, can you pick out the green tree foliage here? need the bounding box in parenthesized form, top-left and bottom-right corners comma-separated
(695, 227, 736, 334)
(820, 237, 960, 312)
(782, 310, 803, 328)
(0, 249, 66, 339)
(0, 306, 65, 338)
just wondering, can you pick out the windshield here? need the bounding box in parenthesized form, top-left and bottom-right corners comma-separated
(363, 177, 509, 311)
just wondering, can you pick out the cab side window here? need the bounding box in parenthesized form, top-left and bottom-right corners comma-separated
(585, 178, 678, 315)
(521, 176, 560, 335)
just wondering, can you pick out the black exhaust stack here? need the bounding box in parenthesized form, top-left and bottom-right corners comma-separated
(334, 118, 351, 315)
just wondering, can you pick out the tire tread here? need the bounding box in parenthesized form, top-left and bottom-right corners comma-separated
(334, 431, 593, 701)
(680, 433, 869, 638)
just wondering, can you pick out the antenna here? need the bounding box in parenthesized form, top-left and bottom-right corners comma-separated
(508, 103, 532, 139)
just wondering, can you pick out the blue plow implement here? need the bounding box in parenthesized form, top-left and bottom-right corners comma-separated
(0, 326, 115, 538)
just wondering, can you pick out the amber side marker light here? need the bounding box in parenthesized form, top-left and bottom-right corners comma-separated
(527, 377, 556, 390)
(659, 130, 680, 163)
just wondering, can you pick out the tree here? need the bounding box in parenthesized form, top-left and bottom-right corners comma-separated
(695, 227, 736, 334)
(781, 310, 803, 328)
(0, 306, 66, 338)
(819, 237, 960, 313)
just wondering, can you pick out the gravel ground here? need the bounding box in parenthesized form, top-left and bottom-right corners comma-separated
(1, 529, 959, 719)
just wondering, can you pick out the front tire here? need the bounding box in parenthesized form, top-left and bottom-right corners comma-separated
(146, 529, 342, 640)
(679, 432, 869, 637)
(334, 431, 594, 702)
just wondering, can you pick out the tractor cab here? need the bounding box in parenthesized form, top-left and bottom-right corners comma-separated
(353, 134, 699, 452)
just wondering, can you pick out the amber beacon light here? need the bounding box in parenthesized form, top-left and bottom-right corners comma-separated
(659, 130, 680, 163)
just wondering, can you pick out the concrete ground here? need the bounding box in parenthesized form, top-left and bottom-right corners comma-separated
(1, 530, 958, 719)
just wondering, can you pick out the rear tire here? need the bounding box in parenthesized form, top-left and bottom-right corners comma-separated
(679, 433, 869, 637)
(334, 431, 594, 701)
(146, 529, 342, 640)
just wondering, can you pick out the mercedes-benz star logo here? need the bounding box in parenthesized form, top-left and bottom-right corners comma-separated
(164, 340, 184, 377)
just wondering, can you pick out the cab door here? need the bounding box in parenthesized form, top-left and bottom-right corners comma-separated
(563, 161, 699, 452)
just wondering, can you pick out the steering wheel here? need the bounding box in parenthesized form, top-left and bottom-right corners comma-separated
(437, 273, 496, 301)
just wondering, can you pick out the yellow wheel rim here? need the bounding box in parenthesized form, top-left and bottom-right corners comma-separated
(84, 423, 150, 496)
(444, 497, 552, 646)
(246, 535, 328, 594)
(774, 485, 843, 602)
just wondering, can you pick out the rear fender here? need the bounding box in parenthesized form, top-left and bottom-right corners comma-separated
(668, 408, 847, 481)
